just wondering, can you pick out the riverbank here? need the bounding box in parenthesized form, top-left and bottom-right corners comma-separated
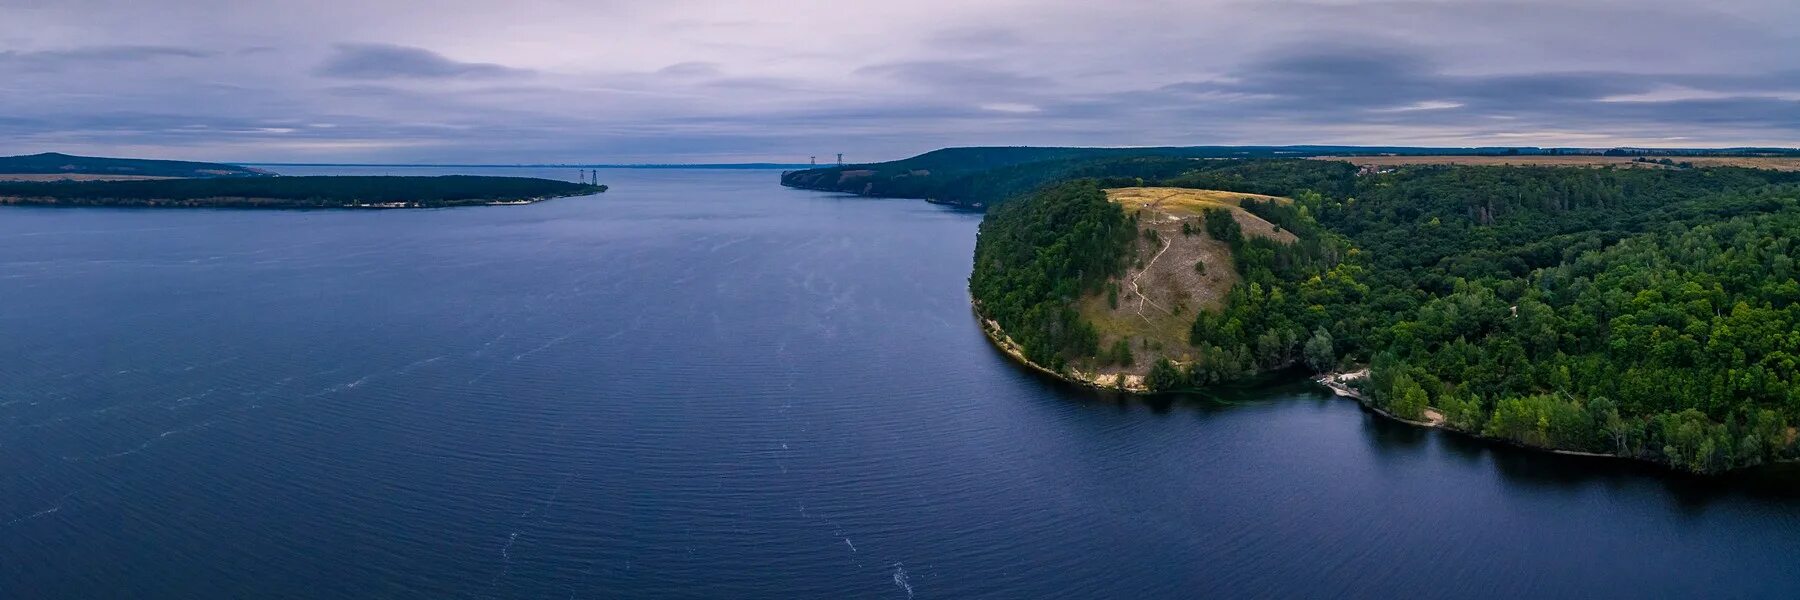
(975, 305, 1150, 393)
(980, 310, 1778, 475)
(982, 313, 1667, 469)
(1315, 370, 1444, 427)
(1314, 370, 1645, 463)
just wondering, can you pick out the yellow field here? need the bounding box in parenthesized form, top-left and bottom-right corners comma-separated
(1106, 186, 1290, 216)
(1679, 157, 1800, 171)
(1107, 187, 1296, 244)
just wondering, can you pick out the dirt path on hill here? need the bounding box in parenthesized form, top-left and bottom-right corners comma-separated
(1129, 236, 1175, 321)
(1124, 189, 1187, 321)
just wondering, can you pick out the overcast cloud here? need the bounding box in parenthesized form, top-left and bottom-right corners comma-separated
(1, 0, 1796, 162)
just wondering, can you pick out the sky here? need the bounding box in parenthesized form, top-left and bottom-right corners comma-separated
(2, 0, 1798, 163)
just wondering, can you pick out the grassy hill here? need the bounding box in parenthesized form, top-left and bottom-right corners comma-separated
(1075, 188, 1297, 389)
(0, 152, 269, 179)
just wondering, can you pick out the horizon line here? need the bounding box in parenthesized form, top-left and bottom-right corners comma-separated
(238, 162, 816, 169)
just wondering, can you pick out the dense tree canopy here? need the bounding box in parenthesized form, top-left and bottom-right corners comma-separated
(969, 156, 1800, 472)
(969, 181, 1136, 370)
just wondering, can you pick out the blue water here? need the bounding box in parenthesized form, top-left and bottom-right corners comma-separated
(3, 168, 1799, 598)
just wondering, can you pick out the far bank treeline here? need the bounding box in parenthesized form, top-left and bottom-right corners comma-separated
(970, 157, 1800, 473)
(782, 147, 1356, 208)
(0, 176, 605, 208)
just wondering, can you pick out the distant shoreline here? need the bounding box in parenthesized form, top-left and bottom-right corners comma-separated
(0, 190, 594, 210)
(242, 163, 811, 170)
(0, 175, 603, 210)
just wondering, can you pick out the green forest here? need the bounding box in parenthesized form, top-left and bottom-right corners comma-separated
(970, 158, 1800, 473)
(969, 181, 1136, 371)
(0, 175, 604, 208)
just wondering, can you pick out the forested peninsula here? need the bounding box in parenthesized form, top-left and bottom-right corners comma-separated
(946, 153, 1800, 474)
(0, 175, 604, 209)
(779, 145, 1800, 209)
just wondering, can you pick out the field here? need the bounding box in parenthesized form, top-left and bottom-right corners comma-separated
(1312, 155, 1800, 171)
(1075, 188, 1296, 379)
(1676, 157, 1800, 171)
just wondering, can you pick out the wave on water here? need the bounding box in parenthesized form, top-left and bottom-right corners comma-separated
(62, 420, 216, 462)
(893, 563, 914, 599)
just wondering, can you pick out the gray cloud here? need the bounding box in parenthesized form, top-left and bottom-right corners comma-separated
(925, 27, 1026, 50)
(316, 43, 530, 80)
(656, 61, 723, 77)
(1152, 35, 1800, 135)
(855, 60, 1054, 92)
(0, 0, 1796, 163)
(0, 45, 216, 70)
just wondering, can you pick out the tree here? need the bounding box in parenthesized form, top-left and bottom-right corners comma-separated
(1110, 338, 1134, 367)
(1303, 327, 1335, 372)
(1387, 372, 1429, 421)
(1587, 397, 1627, 454)
(1146, 358, 1183, 391)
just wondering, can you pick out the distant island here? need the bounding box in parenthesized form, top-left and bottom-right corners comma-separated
(0, 152, 271, 180)
(807, 147, 1800, 474)
(0, 153, 604, 208)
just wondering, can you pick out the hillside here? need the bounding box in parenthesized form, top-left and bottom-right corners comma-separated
(0, 175, 604, 209)
(0, 152, 269, 179)
(1074, 188, 1295, 389)
(969, 180, 1317, 391)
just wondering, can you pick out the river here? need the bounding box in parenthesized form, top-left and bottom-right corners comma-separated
(3, 167, 1798, 598)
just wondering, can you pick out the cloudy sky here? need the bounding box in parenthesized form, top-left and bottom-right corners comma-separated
(2, 0, 1797, 163)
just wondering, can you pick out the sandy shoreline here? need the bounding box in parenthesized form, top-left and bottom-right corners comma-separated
(975, 305, 1149, 393)
(1315, 370, 1445, 426)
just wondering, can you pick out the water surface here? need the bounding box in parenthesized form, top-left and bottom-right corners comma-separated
(3, 168, 1798, 598)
